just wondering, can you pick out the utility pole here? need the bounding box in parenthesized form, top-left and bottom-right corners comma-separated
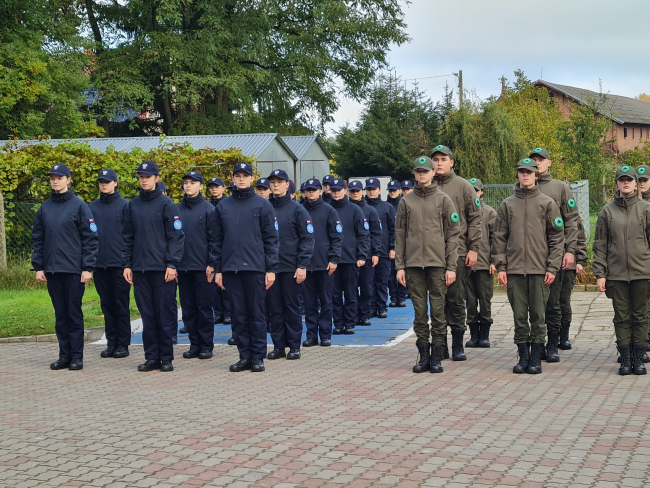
(0, 192, 6, 269)
(501, 75, 507, 96)
(458, 70, 463, 108)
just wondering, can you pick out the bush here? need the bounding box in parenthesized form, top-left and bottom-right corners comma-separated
(0, 261, 47, 291)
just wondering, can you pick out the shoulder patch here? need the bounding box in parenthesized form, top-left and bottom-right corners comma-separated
(173, 216, 183, 230)
(451, 212, 459, 223)
(336, 221, 343, 233)
(567, 198, 576, 208)
(274, 217, 279, 231)
(89, 219, 97, 233)
(306, 221, 314, 234)
(474, 198, 481, 208)
(363, 219, 369, 230)
(554, 217, 564, 228)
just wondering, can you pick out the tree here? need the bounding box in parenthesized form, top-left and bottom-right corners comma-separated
(636, 93, 650, 102)
(330, 74, 443, 180)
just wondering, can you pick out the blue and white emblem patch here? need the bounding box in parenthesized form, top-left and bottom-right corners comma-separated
(363, 219, 369, 230)
(274, 218, 279, 231)
(89, 220, 97, 233)
(173, 219, 183, 230)
(306, 221, 314, 234)
(336, 222, 343, 233)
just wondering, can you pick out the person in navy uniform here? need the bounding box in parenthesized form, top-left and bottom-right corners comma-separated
(348, 180, 381, 326)
(213, 163, 279, 372)
(266, 169, 315, 360)
(207, 177, 227, 206)
(289, 180, 297, 200)
(157, 179, 180, 343)
(32, 164, 99, 371)
(123, 161, 185, 372)
(330, 178, 371, 335)
(387, 180, 407, 308)
(365, 178, 397, 318)
(302, 179, 343, 346)
(255, 178, 271, 199)
(401, 180, 414, 196)
(176, 171, 217, 360)
(322, 175, 334, 204)
(89, 169, 131, 359)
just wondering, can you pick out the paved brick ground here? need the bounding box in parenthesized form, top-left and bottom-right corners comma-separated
(2, 292, 649, 488)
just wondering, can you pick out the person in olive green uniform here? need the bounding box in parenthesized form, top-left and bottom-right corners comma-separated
(465, 178, 497, 348)
(395, 156, 460, 374)
(432, 145, 482, 361)
(593, 166, 650, 376)
(529, 148, 579, 363)
(637, 164, 650, 352)
(492, 158, 565, 374)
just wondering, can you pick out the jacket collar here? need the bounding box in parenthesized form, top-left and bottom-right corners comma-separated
(434, 169, 456, 184)
(513, 183, 541, 199)
(413, 181, 439, 197)
(210, 195, 225, 206)
(304, 196, 323, 210)
(232, 186, 256, 200)
(269, 193, 292, 208)
(140, 186, 163, 201)
(330, 196, 349, 208)
(183, 193, 205, 208)
(51, 189, 75, 203)
(614, 190, 639, 208)
(539, 171, 553, 184)
(100, 190, 121, 204)
(643, 188, 650, 202)
(350, 197, 365, 207)
(366, 196, 382, 207)
(387, 195, 401, 206)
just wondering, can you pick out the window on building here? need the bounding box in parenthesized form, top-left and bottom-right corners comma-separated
(633, 128, 635, 139)
(624, 127, 628, 138)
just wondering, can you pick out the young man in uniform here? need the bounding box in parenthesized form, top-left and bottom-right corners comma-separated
(529, 148, 579, 362)
(366, 178, 396, 318)
(177, 171, 216, 360)
(322, 175, 334, 204)
(267, 169, 314, 360)
(207, 177, 227, 206)
(638, 164, 650, 351)
(465, 178, 497, 348)
(348, 180, 381, 326)
(123, 161, 185, 372)
(401, 180, 413, 196)
(395, 156, 460, 373)
(255, 178, 271, 199)
(32, 164, 99, 371)
(330, 179, 371, 335)
(89, 169, 131, 359)
(213, 163, 279, 372)
(387, 180, 406, 308)
(302, 179, 343, 346)
(432, 145, 482, 361)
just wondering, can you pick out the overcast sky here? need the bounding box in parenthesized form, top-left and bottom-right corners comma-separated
(325, 0, 650, 135)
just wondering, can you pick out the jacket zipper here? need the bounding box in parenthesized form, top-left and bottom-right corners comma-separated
(625, 204, 629, 282)
(524, 191, 528, 277)
(422, 193, 426, 268)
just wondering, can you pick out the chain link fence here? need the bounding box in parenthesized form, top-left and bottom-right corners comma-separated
(4, 202, 39, 262)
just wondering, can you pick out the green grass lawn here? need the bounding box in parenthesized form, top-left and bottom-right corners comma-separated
(0, 286, 141, 339)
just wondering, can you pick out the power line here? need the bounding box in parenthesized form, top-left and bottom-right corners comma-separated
(402, 74, 455, 82)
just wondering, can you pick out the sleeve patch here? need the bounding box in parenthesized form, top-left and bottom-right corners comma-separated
(451, 212, 459, 223)
(554, 217, 564, 228)
(568, 198, 576, 208)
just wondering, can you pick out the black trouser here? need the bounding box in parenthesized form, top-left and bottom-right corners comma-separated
(466, 269, 493, 327)
(46, 273, 86, 360)
(224, 271, 268, 360)
(333, 263, 360, 330)
(304, 270, 334, 341)
(545, 268, 567, 335)
(605, 279, 650, 347)
(178, 271, 214, 353)
(559, 269, 577, 327)
(445, 256, 468, 332)
(267, 272, 303, 350)
(133, 271, 176, 362)
(389, 259, 408, 302)
(170, 282, 178, 336)
(372, 257, 391, 312)
(357, 262, 375, 319)
(94, 267, 131, 348)
(212, 281, 231, 318)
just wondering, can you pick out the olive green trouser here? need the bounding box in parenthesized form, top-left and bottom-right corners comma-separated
(507, 274, 551, 344)
(647, 300, 650, 342)
(559, 269, 577, 327)
(466, 269, 494, 326)
(604, 280, 650, 347)
(545, 268, 566, 335)
(406, 267, 448, 344)
(444, 256, 468, 332)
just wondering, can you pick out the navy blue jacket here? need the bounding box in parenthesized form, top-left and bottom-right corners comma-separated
(209, 195, 227, 207)
(31, 189, 99, 274)
(177, 194, 216, 272)
(213, 186, 279, 273)
(330, 197, 371, 264)
(122, 186, 185, 272)
(269, 193, 315, 273)
(366, 197, 396, 258)
(89, 191, 128, 269)
(302, 197, 343, 271)
(387, 194, 402, 213)
(351, 198, 382, 258)
(323, 192, 333, 205)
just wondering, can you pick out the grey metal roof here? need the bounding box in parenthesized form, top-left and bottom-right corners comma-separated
(535, 80, 650, 125)
(4, 133, 299, 160)
(281, 135, 331, 160)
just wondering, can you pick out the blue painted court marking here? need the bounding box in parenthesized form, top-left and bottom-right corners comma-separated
(125, 300, 415, 347)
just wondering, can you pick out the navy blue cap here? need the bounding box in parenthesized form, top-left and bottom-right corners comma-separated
(256, 178, 270, 189)
(348, 180, 364, 191)
(208, 177, 224, 187)
(387, 180, 401, 191)
(229, 181, 235, 189)
(330, 178, 346, 190)
(49, 164, 71, 177)
(303, 178, 322, 190)
(322, 175, 334, 185)
(183, 171, 204, 183)
(365, 178, 380, 189)
(233, 162, 253, 176)
(268, 169, 290, 181)
(97, 169, 117, 182)
(137, 160, 159, 175)
(158, 181, 167, 192)
(401, 180, 414, 189)
(300, 182, 306, 191)
(289, 180, 296, 194)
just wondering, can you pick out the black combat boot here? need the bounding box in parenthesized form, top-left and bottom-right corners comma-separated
(527, 343, 543, 374)
(113, 345, 129, 358)
(633, 346, 647, 375)
(442, 334, 449, 360)
(412, 342, 430, 374)
(227, 336, 237, 346)
(50, 359, 71, 370)
(252, 359, 265, 372)
(430, 343, 444, 373)
(465, 324, 479, 348)
(267, 349, 286, 359)
(229, 359, 253, 372)
(558, 323, 572, 350)
(101, 347, 116, 358)
(513, 343, 530, 374)
(646, 332, 650, 352)
(478, 324, 491, 348)
(179, 325, 188, 334)
(545, 334, 560, 363)
(618, 345, 632, 375)
(451, 331, 466, 361)
(332, 326, 343, 335)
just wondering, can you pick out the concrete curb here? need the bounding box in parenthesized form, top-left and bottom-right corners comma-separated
(0, 327, 105, 344)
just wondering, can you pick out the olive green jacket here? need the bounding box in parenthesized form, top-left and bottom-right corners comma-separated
(434, 170, 482, 257)
(395, 182, 460, 271)
(592, 191, 650, 281)
(492, 184, 565, 276)
(574, 215, 588, 268)
(474, 199, 496, 271)
(538, 172, 579, 256)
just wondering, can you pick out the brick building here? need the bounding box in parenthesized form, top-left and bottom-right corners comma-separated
(534, 80, 650, 154)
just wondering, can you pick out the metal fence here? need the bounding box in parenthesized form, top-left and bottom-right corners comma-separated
(4, 202, 39, 262)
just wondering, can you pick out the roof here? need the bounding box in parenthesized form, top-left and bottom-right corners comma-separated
(281, 135, 331, 160)
(4, 133, 298, 160)
(535, 80, 650, 125)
